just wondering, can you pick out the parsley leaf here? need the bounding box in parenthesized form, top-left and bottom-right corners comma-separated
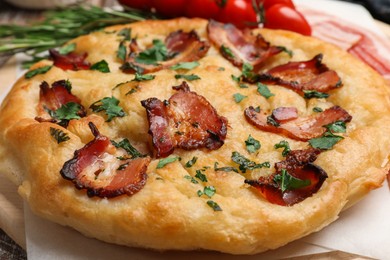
(257, 83, 274, 99)
(309, 135, 343, 150)
(231, 74, 241, 82)
(58, 43, 76, 55)
(112, 138, 144, 158)
(313, 107, 323, 113)
(54, 102, 82, 121)
(133, 72, 155, 82)
(233, 93, 247, 103)
(245, 135, 261, 153)
(185, 157, 198, 168)
(231, 151, 270, 173)
(90, 96, 125, 122)
(203, 186, 216, 198)
(135, 39, 168, 65)
(276, 46, 293, 57)
(267, 115, 280, 127)
(174, 74, 200, 81)
(25, 65, 52, 79)
(214, 162, 239, 173)
(274, 169, 311, 193)
(117, 28, 131, 41)
(117, 42, 127, 61)
(120, 62, 144, 74)
(156, 156, 181, 169)
(195, 169, 208, 182)
(325, 121, 346, 133)
(220, 45, 235, 58)
(170, 61, 200, 70)
(90, 60, 110, 73)
(303, 90, 329, 99)
(184, 175, 199, 184)
(50, 127, 70, 144)
(274, 140, 291, 157)
(207, 200, 222, 211)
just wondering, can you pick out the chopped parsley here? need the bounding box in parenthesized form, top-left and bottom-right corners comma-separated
(267, 115, 280, 127)
(135, 39, 168, 65)
(313, 107, 323, 113)
(309, 120, 347, 150)
(274, 140, 291, 157)
(325, 121, 346, 133)
(90, 60, 110, 73)
(195, 169, 208, 182)
(120, 62, 144, 74)
(239, 83, 249, 88)
(274, 169, 311, 192)
(233, 93, 247, 103)
(220, 45, 235, 58)
(218, 67, 225, 71)
(132, 72, 155, 82)
(50, 102, 82, 124)
(25, 65, 52, 79)
(303, 90, 329, 99)
(170, 61, 199, 70)
(184, 175, 199, 184)
(231, 74, 241, 82)
(58, 43, 76, 55)
(117, 42, 127, 61)
(231, 151, 270, 173)
(276, 46, 293, 57)
(245, 135, 261, 154)
(174, 74, 200, 81)
(126, 87, 138, 95)
(112, 138, 144, 158)
(50, 127, 70, 144)
(198, 186, 216, 198)
(257, 83, 274, 99)
(214, 162, 239, 173)
(156, 156, 181, 169)
(90, 96, 125, 122)
(207, 200, 222, 211)
(185, 156, 198, 168)
(117, 28, 131, 41)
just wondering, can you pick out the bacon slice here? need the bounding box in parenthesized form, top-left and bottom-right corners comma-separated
(272, 107, 298, 123)
(245, 105, 352, 141)
(253, 54, 342, 95)
(207, 20, 282, 68)
(122, 30, 209, 73)
(60, 122, 151, 198)
(49, 49, 91, 71)
(245, 148, 327, 206)
(141, 82, 228, 158)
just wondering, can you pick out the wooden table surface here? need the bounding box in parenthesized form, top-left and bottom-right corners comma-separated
(0, 1, 389, 259)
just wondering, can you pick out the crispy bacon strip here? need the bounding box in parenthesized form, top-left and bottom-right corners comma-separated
(141, 82, 228, 158)
(122, 30, 209, 73)
(253, 54, 342, 94)
(245, 105, 352, 141)
(60, 122, 151, 198)
(245, 148, 327, 206)
(207, 20, 282, 68)
(272, 107, 298, 123)
(49, 49, 91, 71)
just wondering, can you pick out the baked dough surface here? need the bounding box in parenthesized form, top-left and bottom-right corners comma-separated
(0, 18, 389, 254)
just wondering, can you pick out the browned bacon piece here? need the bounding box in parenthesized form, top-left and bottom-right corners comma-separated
(272, 107, 298, 123)
(49, 49, 91, 71)
(122, 30, 209, 73)
(245, 105, 352, 141)
(245, 148, 327, 206)
(141, 82, 228, 158)
(255, 54, 342, 94)
(207, 20, 282, 68)
(60, 122, 151, 198)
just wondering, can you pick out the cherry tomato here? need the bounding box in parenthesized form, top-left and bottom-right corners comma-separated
(152, 0, 187, 17)
(218, 0, 258, 29)
(261, 0, 295, 10)
(117, 0, 152, 11)
(264, 4, 312, 35)
(185, 0, 220, 19)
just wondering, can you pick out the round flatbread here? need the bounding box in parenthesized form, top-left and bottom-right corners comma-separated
(0, 18, 389, 254)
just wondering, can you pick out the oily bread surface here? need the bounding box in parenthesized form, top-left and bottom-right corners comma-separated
(0, 18, 390, 254)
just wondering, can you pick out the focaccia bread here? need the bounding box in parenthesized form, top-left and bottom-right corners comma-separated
(0, 18, 390, 254)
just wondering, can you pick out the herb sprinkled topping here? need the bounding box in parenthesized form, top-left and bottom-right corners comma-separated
(274, 169, 311, 193)
(175, 74, 201, 81)
(214, 162, 239, 173)
(207, 200, 222, 211)
(90, 96, 125, 122)
(184, 175, 199, 184)
(117, 28, 131, 41)
(135, 39, 168, 65)
(90, 60, 110, 73)
(50, 127, 70, 144)
(220, 45, 235, 58)
(170, 61, 200, 70)
(25, 65, 52, 79)
(231, 151, 270, 173)
(257, 83, 274, 99)
(309, 121, 346, 150)
(313, 107, 323, 113)
(112, 138, 145, 158)
(198, 186, 216, 198)
(195, 169, 208, 182)
(303, 90, 329, 99)
(274, 140, 291, 157)
(156, 156, 181, 169)
(185, 157, 198, 168)
(133, 72, 155, 81)
(233, 93, 247, 103)
(245, 135, 261, 154)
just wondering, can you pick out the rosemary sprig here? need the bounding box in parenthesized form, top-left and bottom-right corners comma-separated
(0, 5, 153, 67)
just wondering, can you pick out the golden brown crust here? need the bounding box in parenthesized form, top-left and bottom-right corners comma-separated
(0, 18, 390, 254)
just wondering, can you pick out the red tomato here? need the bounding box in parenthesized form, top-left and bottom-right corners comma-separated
(261, 0, 295, 10)
(218, 0, 258, 29)
(117, 0, 152, 10)
(152, 0, 187, 17)
(185, 0, 220, 19)
(264, 4, 312, 35)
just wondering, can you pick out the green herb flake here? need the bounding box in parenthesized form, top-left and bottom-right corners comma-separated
(25, 65, 52, 79)
(325, 121, 346, 133)
(117, 28, 131, 41)
(233, 93, 247, 103)
(231, 74, 240, 82)
(267, 115, 280, 127)
(135, 39, 168, 65)
(184, 175, 199, 184)
(207, 200, 222, 211)
(220, 45, 235, 58)
(117, 42, 127, 61)
(195, 169, 208, 182)
(90, 96, 125, 122)
(276, 46, 293, 57)
(313, 107, 323, 113)
(213, 163, 239, 173)
(112, 138, 144, 158)
(156, 156, 181, 169)
(274, 140, 291, 157)
(170, 61, 199, 70)
(54, 102, 82, 121)
(218, 67, 225, 71)
(120, 62, 144, 74)
(239, 83, 249, 89)
(303, 90, 329, 99)
(245, 135, 261, 154)
(90, 60, 110, 73)
(185, 157, 198, 168)
(274, 169, 311, 193)
(174, 74, 200, 81)
(117, 162, 129, 171)
(50, 127, 70, 144)
(309, 135, 343, 150)
(133, 72, 155, 82)
(197, 190, 203, 196)
(203, 186, 216, 198)
(58, 43, 76, 55)
(257, 83, 274, 99)
(231, 151, 270, 173)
